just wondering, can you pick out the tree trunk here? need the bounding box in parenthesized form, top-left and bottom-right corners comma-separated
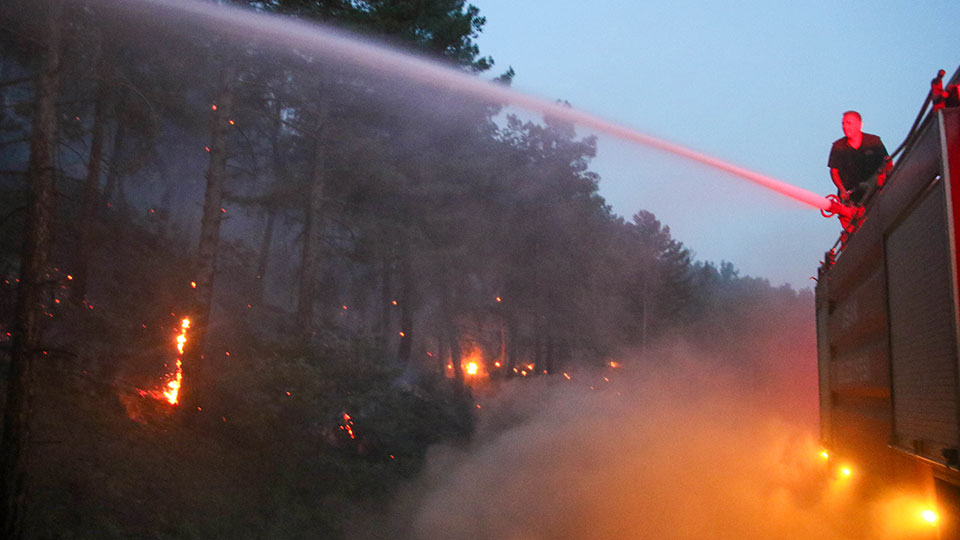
(1, 3, 61, 537)
(447, 322, 464, 394)
(102, 121, 126, 214)
(155, 150, 175, 241)
(295, 98, 329, 339)
(179, 63, 235, 413)
(253, 210, 275, 306)
(533, 321, 542, 373)
(396, 256, 415, 364)
(379, 256, 392, 348)
(71, 41, 109, 305)
(505, 315, 518, 375)
(544, 331, 555, 375)
(254, 95, 286, 306)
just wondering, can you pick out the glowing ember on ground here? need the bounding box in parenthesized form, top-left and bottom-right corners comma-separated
(340, 413, 356, 439)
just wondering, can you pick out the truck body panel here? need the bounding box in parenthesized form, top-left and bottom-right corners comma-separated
(816, 68, 960, 537)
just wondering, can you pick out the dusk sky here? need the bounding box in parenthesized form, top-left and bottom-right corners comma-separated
(471, 0, 960, 288)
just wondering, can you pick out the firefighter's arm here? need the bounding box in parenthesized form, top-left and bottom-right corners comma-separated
(831, 168, 850, 200)
(877, 157, 893, 187)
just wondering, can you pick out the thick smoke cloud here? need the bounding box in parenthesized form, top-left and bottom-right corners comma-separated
(371, 297, 932, 540)
(401, 354, 839, 539)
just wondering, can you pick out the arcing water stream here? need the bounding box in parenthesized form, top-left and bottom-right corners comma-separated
(114, 0, 834, 213)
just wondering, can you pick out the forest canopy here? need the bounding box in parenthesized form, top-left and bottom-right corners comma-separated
(0, 1, 812, 538)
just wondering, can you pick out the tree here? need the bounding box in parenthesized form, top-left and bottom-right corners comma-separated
(1, 2, 61, 537)
(179, 62, 237, 413)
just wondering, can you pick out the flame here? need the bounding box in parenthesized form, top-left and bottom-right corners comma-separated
(341, 412, 356, 439)
(164, 318, 190, 405)
(460, 349, 486, 380)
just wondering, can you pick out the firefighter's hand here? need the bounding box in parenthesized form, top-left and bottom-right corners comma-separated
(840, 189, 852, 202)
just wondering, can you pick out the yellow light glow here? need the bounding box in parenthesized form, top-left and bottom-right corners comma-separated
(922, 509, 938, 524)
(820, 451, 829, 460)
(466, 362, 478, 376)
(840, 466, 852, 477)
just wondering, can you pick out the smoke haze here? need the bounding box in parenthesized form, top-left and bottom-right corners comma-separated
(373, 294, 898, 540)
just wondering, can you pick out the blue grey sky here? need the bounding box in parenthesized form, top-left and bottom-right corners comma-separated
(472, 0, 960, 288)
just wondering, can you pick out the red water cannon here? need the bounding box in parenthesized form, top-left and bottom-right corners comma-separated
(820, 194, 864, 221)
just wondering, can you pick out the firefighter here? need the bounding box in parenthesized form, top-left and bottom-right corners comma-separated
(828, 110, 891, 205)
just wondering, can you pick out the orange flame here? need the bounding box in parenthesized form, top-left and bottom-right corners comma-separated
(164, 318, 190, 405)
(341, 412, 356, 439)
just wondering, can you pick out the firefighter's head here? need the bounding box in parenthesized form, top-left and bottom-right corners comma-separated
(842, 110, 862, 140)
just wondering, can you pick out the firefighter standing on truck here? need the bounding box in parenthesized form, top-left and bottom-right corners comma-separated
(828, 110, 891, 205)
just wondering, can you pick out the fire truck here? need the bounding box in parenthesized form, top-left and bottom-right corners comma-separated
(816, 66, 960, 538)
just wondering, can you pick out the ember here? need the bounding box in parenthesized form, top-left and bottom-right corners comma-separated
(341, 413, 356, 439)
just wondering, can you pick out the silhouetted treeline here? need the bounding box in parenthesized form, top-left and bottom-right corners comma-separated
(0, 1, 812, 538)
